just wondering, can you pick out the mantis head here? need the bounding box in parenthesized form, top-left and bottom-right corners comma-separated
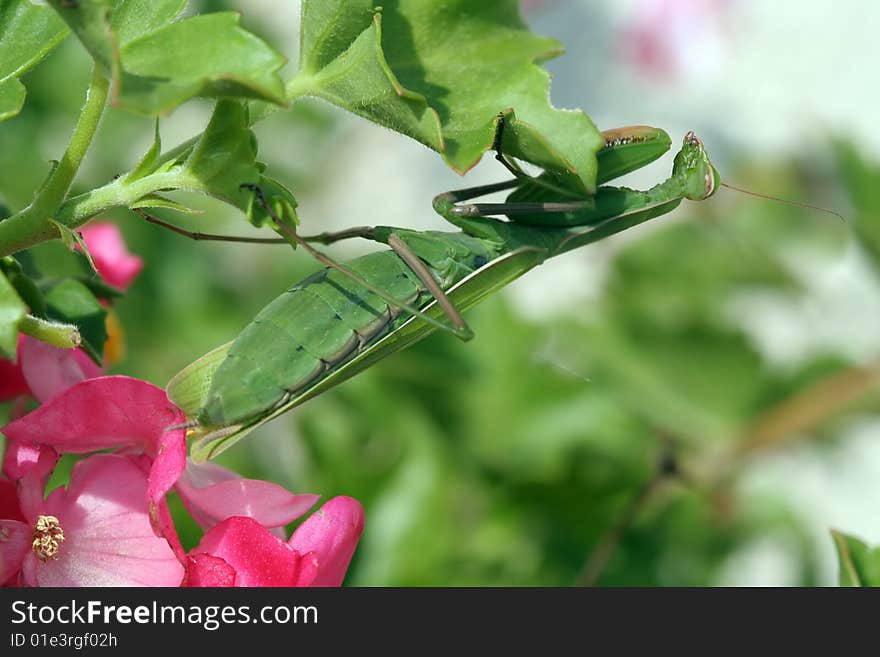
(673, 131, 721, 201)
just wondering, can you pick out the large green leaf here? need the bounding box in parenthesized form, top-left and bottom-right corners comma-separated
(0, 0, 69, 121)
(47, 0, 287, 115)
(0, 268, 27, 359)
(833, 530, 880, 587)
(297, 0, 601, 193)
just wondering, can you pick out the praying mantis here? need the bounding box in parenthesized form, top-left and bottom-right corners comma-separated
(164, 123, 721, 460)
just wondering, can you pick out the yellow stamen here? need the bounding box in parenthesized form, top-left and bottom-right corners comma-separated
(32, 515, 64, 562)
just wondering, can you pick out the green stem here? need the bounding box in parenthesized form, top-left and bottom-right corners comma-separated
(0, 67, 313, 258)
(0, 66, 109, 257)
(19, 315, 81, 349)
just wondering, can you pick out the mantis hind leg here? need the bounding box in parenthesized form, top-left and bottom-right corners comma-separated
(138, 200, 473, 340)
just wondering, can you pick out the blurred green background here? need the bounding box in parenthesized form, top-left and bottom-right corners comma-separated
(2, 0, 879, 585)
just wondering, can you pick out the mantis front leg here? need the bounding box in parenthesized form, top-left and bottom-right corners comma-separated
(434, 127, 719, 228)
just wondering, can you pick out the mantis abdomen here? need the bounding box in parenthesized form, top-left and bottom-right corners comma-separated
(198, 248, 446, 428)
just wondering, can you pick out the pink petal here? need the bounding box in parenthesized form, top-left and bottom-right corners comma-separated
(2, 440, 47, 482)
(78, 222, 144, 290)
(1, 376, 187, 504)
(0, 519, 29, 584)
(183, 554, 236, 587)
(125, 453, 186, 557)
(11, 448, 58, 519)
(177, 460, 319, 532)
(288, 496, 364, 587)
(21, 454, 184, 586)
(20, 336, 102, 403)
(0, 479, 24, 523)
(2, 376, 182, 453)
(0, 337, 29, 401)
(190, 516, 303, 587)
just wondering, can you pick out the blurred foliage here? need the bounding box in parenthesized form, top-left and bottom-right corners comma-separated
(833, 530, 880, 586)
(2, 1, 879, 586)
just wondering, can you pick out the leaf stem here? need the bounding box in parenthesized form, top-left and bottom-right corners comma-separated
(0, 66, 315, 258)
(0, 66, 109, 256)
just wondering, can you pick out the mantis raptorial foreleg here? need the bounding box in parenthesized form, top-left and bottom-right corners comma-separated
(434, 130, 720, 228)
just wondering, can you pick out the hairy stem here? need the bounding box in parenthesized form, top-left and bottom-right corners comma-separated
(19, 315, 81, 349)
(0, 71, 316, 258)
(0, 66, 109, 257)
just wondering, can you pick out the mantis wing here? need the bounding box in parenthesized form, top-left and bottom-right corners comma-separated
(167, 246, 546, 461)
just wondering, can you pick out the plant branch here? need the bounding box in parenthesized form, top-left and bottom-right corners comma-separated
(577, 439, 681, 587)
(0, 66, 109, 256)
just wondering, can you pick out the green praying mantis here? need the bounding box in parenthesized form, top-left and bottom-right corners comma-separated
(163, 122, 721, 460)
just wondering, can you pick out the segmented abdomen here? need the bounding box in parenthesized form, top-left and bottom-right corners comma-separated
(199, 250, 427, 427)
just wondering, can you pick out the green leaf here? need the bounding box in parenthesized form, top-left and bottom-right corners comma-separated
(0, 268, 27, 359)
(49, 219, 98, 275)
(48, 1, 287, 115)
(0, 0, 69, 121)
(45, 0, 116, 71)
(182, 100, 298, 229)
(0, 78, 24, 122)
(0, 256, 46, 318)
(117, 11, 287, 114)
(110, 0, 185, 47)
(832, 530, 880, 587)
(43, 278, 107, 363)
(130, 194, 199, 214)
(297, 0, 601, 192)
(124, 119, 162, 182)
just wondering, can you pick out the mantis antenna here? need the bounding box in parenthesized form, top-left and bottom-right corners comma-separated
(720, 182, 847, 223)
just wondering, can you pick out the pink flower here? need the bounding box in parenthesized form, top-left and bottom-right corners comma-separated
(3, 454, 183, 586)
(620, 0, 732, 80)
(0, 338, 29, 402)
(0, 335, 103, 404)
(1, 376, 187, 517)
(77, 222, 143, 290)
(1, 373, 365, 588)
(184, 497, 364, 587)
(177, 460, 320, 536)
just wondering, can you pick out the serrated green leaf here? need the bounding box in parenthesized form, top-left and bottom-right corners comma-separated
(832, 530, 880, 587)
(0, 268, 27, 359)
(117, 12, 287, 115)
(0, 0, 69, 121)
(43, 278, 107, 363)
(297, 0, 601, 192)
(48, 1, 287, 115)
